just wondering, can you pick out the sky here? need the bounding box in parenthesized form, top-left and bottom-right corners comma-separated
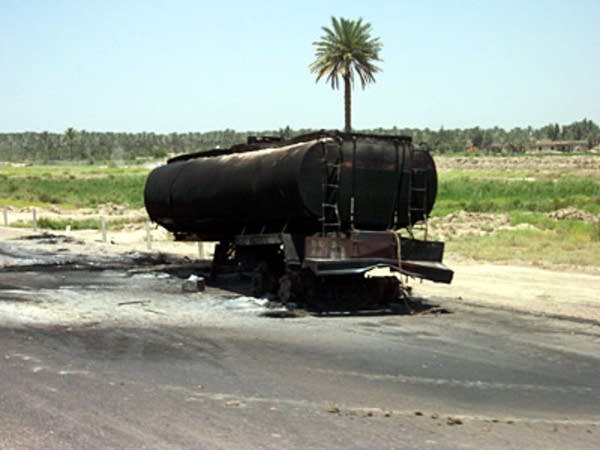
(1, 0, 599, 133)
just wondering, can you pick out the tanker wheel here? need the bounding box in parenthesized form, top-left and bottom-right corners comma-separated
(252, 261, 279, 298)
(305, 275, 401, 311)
(277, 270, 304, 306)
(364, 276, 402, 306)
(277, 274, 293, 304)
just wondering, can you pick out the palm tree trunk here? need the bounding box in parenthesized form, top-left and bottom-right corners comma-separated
(344, 74, 351, 133)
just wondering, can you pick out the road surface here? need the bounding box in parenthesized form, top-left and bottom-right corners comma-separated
(1, 235, 599, 449)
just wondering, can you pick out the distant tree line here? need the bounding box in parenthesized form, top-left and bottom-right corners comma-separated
(0, 119, 598, 163)
(379, 118, 599, 154)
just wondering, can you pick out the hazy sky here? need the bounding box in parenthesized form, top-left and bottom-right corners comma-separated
(1, 0, 599, 133)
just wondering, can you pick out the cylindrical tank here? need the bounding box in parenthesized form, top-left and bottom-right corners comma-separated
(144, 133, 437, 240)
(145, 140, 324, 238)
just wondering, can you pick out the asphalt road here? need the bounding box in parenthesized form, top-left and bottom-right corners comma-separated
(1, 237, 599, 449)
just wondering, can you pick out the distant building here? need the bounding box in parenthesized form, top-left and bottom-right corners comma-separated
(488, 143, 504, 154)
(464, 140, 479, 153)
(535, 139, 587, 152)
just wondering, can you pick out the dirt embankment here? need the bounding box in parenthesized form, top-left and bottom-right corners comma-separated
(435, 155, 600, 177)
(427, 208, 599, 242)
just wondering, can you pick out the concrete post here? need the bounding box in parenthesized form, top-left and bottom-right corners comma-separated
(32, 208, 37, 231)
(101, 216, 107, 243)
(145, 221, 152, 250)
(2, 206, 7, 226)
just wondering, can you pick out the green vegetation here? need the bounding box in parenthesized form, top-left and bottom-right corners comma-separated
(310, 16, 382, 132)
(433, 170, 600, 267)
(11, 216, 146, 231)
(447, 227, 600, 268)
(0, 166, 147, 209)
(1, 119, 598, 163)
(0, 163, 149, 178)
(11, 217, 101, 230)
(1, 153, 598, 268)
(434, 175, 600, 216)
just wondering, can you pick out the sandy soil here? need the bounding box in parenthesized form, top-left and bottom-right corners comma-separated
(435, 155, 600, 178)
(0, 207, 215, 259)
(414, 255, 600, 323)
(2, 221, 599, 324)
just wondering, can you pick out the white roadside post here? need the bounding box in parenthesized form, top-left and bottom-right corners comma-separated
(2, 206, 7, 226)
(145, 221, 152, 250)
(32, 208, 37, 231)
(101, 216, 107, 243)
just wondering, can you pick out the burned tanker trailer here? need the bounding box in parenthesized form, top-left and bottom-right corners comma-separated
(144, 130, 453, 308)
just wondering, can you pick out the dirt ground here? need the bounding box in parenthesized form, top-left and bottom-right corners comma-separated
(1, 219, 599, 324)
(414, 255, 600, 323)
(435, 154, 600, 178)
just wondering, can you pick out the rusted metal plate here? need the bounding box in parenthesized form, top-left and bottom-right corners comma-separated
(234, 234, 284, 246)
(304, 231, 453, 283)
(399, 260, 454, 284)
(400, 238, 445, 262)
(304, 231, 399, 276)
(305, 231, 397, 261)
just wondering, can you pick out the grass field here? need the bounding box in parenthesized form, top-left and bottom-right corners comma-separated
(0, 164, 147, 208)
(433, 164, 600, 267)
(1, 158, 599, 267)
(447, 227, 600, 267)
(434, 175, 600, 216)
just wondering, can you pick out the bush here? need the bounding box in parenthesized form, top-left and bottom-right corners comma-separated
(37, 217, 101, 230)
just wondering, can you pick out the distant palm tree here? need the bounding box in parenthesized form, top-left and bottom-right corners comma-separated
(310, 17, 382, 133)
(64, 127, 76, 160)
(41, 131, 49, 162)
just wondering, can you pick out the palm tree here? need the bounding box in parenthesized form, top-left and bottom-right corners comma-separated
(64, 127, 77, 160)
(310, 17, 382, 133)
(40, 131, 49, 162)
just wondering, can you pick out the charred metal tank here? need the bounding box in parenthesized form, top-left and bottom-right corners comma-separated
(144, 131, 437, 240)
(144, 131, 452, 309)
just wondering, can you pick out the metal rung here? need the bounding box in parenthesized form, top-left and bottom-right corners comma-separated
(319, 217, 341, 224)
(321, 143, 343, 236)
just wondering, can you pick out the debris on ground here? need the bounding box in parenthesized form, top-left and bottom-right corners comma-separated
(447, 417, 464, 426)
(547, 207, 599, 222)
(182, 274, 206, 292)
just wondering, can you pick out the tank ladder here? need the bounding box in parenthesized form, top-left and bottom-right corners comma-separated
(407, 167, 429, 240)
(320, 142, 343, 235)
